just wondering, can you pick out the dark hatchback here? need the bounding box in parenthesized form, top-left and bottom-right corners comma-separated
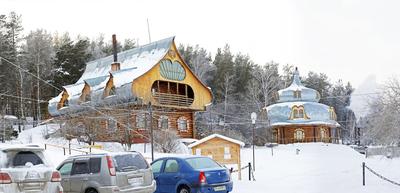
(151, 156, 233, 193)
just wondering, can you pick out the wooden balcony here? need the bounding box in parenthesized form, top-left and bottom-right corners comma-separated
(153, 92, 194, 107)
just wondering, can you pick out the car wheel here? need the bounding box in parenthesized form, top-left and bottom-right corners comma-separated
(179, 186, 190, 193)
(86, 188, 98, 193)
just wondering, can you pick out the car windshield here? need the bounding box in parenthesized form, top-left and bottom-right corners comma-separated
(185, 157, 221, 170)
(113, 153, 148, 172)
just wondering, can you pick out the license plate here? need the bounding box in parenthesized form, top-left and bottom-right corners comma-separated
(214, 186, 226, 191)
(128, 177, 144, 186)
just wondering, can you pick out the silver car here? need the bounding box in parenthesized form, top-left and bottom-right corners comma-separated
(56, 152, 156, 193)
(0, 145, 63, 193)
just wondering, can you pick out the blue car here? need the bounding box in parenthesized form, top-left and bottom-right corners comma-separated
(151, 156, 233, 193)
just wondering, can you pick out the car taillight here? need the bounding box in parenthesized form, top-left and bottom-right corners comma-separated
(199, 171, 206, 184)
(0, 172, 12, 184)
(106, 155, 116, 176)
(51, 171, 61, 182)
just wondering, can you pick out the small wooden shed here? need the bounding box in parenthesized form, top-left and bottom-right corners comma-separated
(188, 134, 245, 180)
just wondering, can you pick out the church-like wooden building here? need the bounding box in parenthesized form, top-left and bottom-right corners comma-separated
(266, 68, 340, 144)
(48, 36, 212, 143)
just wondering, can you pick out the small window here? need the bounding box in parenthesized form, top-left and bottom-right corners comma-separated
(58, 162, 73, 176)
(72, 161, 90, 175)
(13, 151, 44, 167)
(177, 117, 188, 131)
(107, 119, 117, 132)
(64, 99, 69, 107)
(136, 113, 150, 129)
(89, 158, 101, 173)
(151, 160, 164, 173)
(159, 116, 169, 129)
(85, 93, 91, 102)
(164, 159, 179, 173)
(110, 86, 116, 96)
(195, 148, 202, 156)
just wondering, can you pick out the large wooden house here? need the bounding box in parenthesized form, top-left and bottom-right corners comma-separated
(48, 36, 213, 143)
(266, 68, 340, 144)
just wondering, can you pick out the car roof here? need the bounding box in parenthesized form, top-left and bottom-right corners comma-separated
(0, 144, 44, 152)
(153, 155, 207, 161)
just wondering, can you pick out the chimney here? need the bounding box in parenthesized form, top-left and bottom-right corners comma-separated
(111, 34, 120, 71)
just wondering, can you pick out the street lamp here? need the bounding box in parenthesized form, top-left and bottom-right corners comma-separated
(251, 112, 257, 171)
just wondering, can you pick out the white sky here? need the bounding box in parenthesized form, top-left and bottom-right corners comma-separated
(2, 0, 400, 88)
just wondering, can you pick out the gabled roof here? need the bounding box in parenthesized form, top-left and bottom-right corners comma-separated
(188, 134, 245, 148)
(48, 37, 174, 116)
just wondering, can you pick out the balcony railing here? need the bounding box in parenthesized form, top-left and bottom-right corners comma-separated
(153, 92, 194, 107)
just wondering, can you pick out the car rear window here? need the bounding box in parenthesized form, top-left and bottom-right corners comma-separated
(113, 153, 148, 172)
(12, 151, 44, 167)
(185, 157, 221, 170)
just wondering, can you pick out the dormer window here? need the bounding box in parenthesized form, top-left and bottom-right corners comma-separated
(290, 105, 308, 119)
(293, 90, 301, 99)
(110, 86, 116, 96)
(64, 99, 69, 107)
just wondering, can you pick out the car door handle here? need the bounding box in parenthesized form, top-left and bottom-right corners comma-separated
(82, 178, 89, 181)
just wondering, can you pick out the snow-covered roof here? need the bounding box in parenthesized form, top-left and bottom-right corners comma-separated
(277, 68, 320, 103)
(48, 37, 174, 116)
(267, 98, 340, 127)
(188, 134, 245, 148)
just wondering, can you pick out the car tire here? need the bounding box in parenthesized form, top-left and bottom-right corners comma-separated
(178, 186, 190, 193)
(86, 188, 98, 193)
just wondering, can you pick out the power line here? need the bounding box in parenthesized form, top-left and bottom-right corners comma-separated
(0, 56, 62, 92)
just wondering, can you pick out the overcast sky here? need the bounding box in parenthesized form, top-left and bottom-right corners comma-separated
(2, 0, 400, 89)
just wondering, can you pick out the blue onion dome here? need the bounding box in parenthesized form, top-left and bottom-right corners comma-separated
(277, 67, 321, 103)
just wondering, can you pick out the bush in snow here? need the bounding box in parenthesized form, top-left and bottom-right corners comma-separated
(153, 129, 180, 153)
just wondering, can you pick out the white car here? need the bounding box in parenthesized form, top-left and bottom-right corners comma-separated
(0, 145, 63, 193)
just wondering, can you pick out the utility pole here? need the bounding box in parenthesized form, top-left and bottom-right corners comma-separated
(148, 102, 154, 161)
(251, 112, 257, 171)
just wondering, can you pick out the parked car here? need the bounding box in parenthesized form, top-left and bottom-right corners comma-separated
(0, 144, 63, 193)
(56, 152, 156, 193)
(151, 156, 233, 193)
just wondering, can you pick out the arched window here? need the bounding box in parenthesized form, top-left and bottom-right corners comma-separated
(294, 129, 305, 142)
(159, 116, 169, 130)
(177, 117, 188, 131)
(291, 105, 308, 119)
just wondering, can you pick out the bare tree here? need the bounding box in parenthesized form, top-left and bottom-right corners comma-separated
(153, 129, 180, 153)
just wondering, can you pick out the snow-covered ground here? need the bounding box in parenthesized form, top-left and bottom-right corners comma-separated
(4, 125, 400, 193)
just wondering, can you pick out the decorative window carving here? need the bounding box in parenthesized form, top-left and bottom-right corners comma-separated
(177, 117, 188, 131)
(158, 115, 169, 129)
(320, 128, 328, 140)
(290, 105, 308, 119)
(294, 129, 305, 141)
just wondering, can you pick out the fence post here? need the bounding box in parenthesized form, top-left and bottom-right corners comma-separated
(362, 162, 365, 186)
(63, 147, 66, 156)
(44, 144, 47, 150)
(248, 162, 251, 181)
(68, 141, 71, 155)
